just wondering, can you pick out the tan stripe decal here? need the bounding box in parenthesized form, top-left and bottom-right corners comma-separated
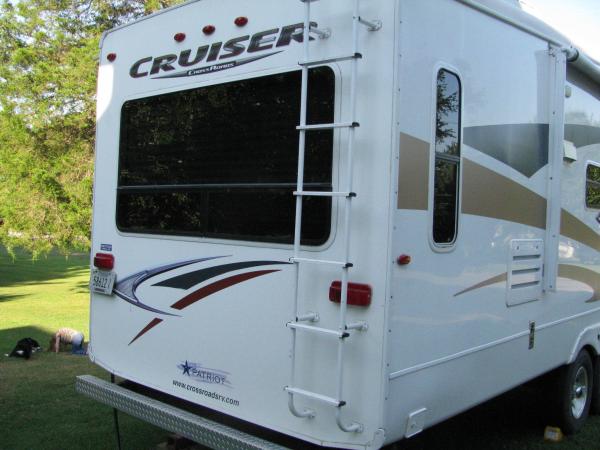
(397, 137, 600, 251)
(558, 264, 600, 303)
(454, 272, 507, 297)
(454, 265, 600, 302)
(397, 133, 429, 210)
(561, 210, 600, 252)
(462, 159, 546, 229)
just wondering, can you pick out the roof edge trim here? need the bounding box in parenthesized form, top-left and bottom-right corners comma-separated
(99, 0, 202, 49)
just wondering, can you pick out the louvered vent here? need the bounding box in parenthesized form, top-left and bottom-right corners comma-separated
(506, 239, 544, 306)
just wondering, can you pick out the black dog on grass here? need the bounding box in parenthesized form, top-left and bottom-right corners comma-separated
(7, 338, 42, 359)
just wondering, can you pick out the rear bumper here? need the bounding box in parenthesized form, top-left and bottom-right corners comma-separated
(75, 375, 289, 450)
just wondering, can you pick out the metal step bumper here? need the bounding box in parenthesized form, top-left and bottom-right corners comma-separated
(75, 375, 289, 450)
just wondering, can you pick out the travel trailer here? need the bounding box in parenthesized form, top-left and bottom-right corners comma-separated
(78, 0, 600, 448)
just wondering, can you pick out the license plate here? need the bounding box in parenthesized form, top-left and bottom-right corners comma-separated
(90, 269, 116, 295)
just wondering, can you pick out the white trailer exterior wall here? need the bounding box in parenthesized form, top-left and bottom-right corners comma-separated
(89, 0, 600, 448)
(92, 1, 395, 448)
(386, 1, 600, 441)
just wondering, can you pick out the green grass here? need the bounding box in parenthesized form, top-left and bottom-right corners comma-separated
(0, 249, 166, 450)
(1, 249, 600, 449)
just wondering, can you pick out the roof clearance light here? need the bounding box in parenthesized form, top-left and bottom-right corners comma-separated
(234, 16, 248, 27)
(329, 281, 372, 307)
(174, 32, 186, 42)
(94, 253, 115, 271)
(107, 53, 117, 62)
(203, 24, 216, 35)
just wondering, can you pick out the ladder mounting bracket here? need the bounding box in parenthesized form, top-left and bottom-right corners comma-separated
(346, 321, 368, 332)
(310, 25, 331, 40)
(358, 17, 382, 32)
(297, 312, 319, 323)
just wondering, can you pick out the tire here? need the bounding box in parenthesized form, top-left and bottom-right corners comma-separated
(554, 350, 593, 434)
(591, 355, 600, 415)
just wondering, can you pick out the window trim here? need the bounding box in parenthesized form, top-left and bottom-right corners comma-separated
(427, 65, 463, 252)
(113, 64, 342, 251)
(585, 160, 600, 210)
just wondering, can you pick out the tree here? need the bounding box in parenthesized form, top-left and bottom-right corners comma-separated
(0, 0, 183, 256)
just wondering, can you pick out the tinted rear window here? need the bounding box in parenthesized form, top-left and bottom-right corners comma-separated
(117, 67, 335, 245)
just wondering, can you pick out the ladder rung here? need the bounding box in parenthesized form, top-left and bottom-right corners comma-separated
(297, 122, 359, 131)
(285, 386, 345, 407)
(287, 322, 350, 339)
(294, 191, 356, 198)
(299, 53, 362, 67)
(290, 257, 353, 268)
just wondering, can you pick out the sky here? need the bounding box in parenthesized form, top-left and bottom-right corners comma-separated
(520, 0, 600, 61)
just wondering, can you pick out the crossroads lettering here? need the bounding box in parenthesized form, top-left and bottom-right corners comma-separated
(130, 22, 318, 80)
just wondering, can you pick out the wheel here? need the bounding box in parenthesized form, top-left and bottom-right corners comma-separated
(554, 350, 593, 434)
(591, 355, 600, 415)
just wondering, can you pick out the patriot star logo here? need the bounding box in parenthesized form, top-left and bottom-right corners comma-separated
(181, 360, 191, 375)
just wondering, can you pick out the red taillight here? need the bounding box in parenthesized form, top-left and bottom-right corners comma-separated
(203, 25, 216, 35)
(329, 281, 372, 307)
(397, 254, 412, 265)
(174, 32, 186, 42)
(107, 53, 117, 62)
(94, 253, 114, 270)
(234, 16, 248, 26)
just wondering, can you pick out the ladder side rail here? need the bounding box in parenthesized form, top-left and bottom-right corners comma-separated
(288, 0, 315, 420)
(334, 0, 363, 434)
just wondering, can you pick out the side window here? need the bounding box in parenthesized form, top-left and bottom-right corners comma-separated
(433, 69, 461, 245)
(586, 163, 600, 209)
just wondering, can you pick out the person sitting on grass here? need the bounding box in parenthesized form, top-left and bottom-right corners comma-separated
(49, 328, 86, 355)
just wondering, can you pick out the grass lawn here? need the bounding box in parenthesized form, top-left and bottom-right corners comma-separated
(0, 249, 166, 450)
(1, 248, 600, 449)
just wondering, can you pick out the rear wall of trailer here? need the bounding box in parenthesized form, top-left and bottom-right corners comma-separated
(91, 0, 398, 447)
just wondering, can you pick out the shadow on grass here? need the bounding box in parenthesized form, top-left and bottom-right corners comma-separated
(0, 324, 53, 354)
(387, 377, 572, 450)
(0, 293, 27, 303)
(71, 280, 91, 295)
(0, 247, 89, 290)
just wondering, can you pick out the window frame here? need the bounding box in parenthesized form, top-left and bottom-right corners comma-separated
(113, 65, 342, 250)
(585, 161, 600, 210)
(428, 65, 463, 251)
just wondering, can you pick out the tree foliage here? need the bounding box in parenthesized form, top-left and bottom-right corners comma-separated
(0, 0, 183, 256)
(435, 70, 458, 147)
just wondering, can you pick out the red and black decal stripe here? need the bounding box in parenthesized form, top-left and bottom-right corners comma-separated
(128, 260, 287, 345)
(170, 269, 279, 310)
(128, 318, 163, 345)
(153, 261, 288, 290)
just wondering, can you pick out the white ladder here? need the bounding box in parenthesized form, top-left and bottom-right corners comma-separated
(285, 0, 381, 434)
